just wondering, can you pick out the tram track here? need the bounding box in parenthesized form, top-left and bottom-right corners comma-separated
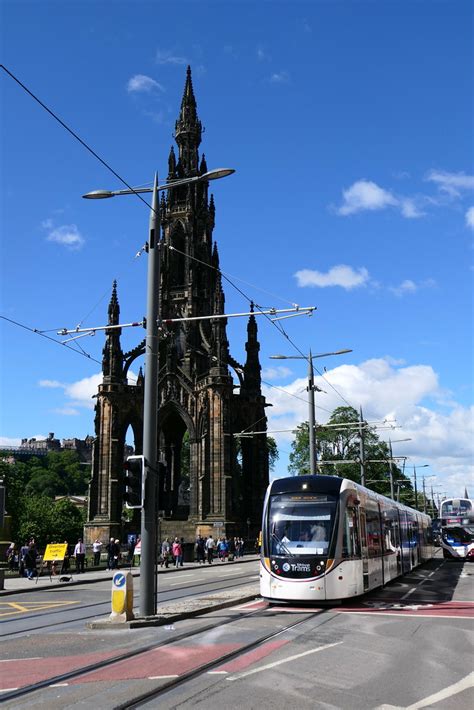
(0, 602, 331, 705)
(0, 572, 259, 638)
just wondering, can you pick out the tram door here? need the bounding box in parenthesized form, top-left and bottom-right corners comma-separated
(358, 508, 369, 592)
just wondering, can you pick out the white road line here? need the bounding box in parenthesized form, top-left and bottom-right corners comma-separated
(376, 671, 474, 710)
(0, 688, 19, 693)
(148, 675, 179, 680)
(400, 563, 444, 600)
(49, 683, 69, 687)
(167, 573, 196, 578)
(226, 642, 342, 681)
(0, 657, 43, 662)
(208, 671, 228, 675)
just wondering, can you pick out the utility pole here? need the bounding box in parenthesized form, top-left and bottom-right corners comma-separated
(141, 175, 160, 617)
(388, 438, 394, 500)
(307, 350, 317, 476)
(359, 407, 366, 487)
(413, 465, 418, 510)
(422, 476, 427, 513)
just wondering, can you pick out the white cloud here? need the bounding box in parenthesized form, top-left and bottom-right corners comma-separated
(65, 374, 103, 409)
(262, 366, 293, 381)
(337, 180, 398, 215)
(127, 74, 164, 93)
(39, 379, 65, 389)
(46, 224, 85, 250)
(264, 357, 473, 495)
(465, 206, 474, 230)
(426, 170, 474, 197)
(295, 264, 370, 290)
(389, 278, 435, 297)
(52, 407, 80, 416)
(270, 71, 290, 84)
(400, 198, 424, 218)
(0, 436, 22, 447)
(156, 49, 188, 65)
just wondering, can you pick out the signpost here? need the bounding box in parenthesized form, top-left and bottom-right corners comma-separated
(110, 571, 134, 622)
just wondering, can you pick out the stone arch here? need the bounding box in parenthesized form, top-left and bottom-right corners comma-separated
(158, 401, 195, 519)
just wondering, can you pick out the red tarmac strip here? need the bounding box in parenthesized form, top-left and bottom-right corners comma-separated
(216, 639, 289, 673)
(71, 643, 242, 684)
(0, 650, 119, 691)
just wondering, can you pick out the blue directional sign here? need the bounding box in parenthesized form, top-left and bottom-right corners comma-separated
(113, 573, 126, 588)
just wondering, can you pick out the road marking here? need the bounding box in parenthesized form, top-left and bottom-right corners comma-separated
(0, 689, 19, 693)
(0, 657, 42, 663)
(0, 600, 80, 618)
(208, 671, 228, 674)
(226, 642, 342, 681)
(148, 675, 179, 680)
(376, 670, 474, 710)
(50, 683, 69, 687)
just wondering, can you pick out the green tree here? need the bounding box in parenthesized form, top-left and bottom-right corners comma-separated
(16, 496, 84, 549)
(288, 406, 412, 499)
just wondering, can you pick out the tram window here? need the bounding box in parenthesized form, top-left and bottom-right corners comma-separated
(366, 506, 382, 557)
(342, 507, 360, 558)
(382, 509, 400, 555)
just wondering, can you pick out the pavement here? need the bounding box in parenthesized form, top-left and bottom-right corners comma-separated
(0, 555, 262, 627)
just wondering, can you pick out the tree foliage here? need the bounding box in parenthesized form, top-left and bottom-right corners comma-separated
(0, 450, 89, 546)
(288, 406, 413, 499)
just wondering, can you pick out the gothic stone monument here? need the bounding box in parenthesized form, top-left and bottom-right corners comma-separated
(85, 68, 269, 546)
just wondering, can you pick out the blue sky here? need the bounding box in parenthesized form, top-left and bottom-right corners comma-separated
(1, 0, 472, 498)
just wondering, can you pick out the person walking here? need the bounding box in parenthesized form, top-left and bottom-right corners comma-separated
(172, 537, 182, 568)
(205, 535, 215, 564)
(161, 538, 171, 568)
(92, 539, 102, 566)
(23, 542, 37, 579)
(106, 537, 115, 570)
(74, 538, 86, 573)
(195, 535, 206, 564)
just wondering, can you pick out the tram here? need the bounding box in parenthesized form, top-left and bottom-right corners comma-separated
(260, 475, 433, 603)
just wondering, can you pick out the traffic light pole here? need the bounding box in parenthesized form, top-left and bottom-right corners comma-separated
(141, 175, 160, 617)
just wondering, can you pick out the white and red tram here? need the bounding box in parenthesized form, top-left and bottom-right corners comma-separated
(260, 475, 433, 603)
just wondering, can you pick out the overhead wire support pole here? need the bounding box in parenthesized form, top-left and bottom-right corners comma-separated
(141, 174, 160, 618)
(359, 406, 366, 487)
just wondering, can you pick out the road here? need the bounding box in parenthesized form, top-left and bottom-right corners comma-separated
(1, 555, 473, 709)
(0, 559, 259, 636)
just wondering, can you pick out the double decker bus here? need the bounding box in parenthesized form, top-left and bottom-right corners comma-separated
(440, 498, 473, 527)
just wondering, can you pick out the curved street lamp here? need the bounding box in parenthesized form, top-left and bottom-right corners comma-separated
(84, 167, 234, 617)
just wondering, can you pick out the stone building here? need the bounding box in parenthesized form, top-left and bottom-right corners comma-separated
(85, 68, 269, 545)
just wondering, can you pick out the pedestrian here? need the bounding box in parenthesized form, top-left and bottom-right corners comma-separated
(111, 539, 121, 569)
(6, 543, 16, 571)
(161, 538, 171, 568)
(228, 536, 235, 562)
(74, 538, 86, 573)
(180, 537, 185, 566)
(92, 538, 103, 566)
(23, 542, 37, 579)
(217, 537, 229, 561)
(127, 537, 136, 565)
(195, 535, 205, 564)
(205, 535, 215, 564)
(106, 537, 115, 570)
(61, 541, 70, 574)
(19, 541, 29, 577)
(172, 537, 182, 568)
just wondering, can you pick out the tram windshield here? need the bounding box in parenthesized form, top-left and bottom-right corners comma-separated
(269, 493, 337, 556)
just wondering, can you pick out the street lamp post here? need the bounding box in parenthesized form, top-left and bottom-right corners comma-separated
(84, 167, 234, 617)
(270, 349, 352, 475)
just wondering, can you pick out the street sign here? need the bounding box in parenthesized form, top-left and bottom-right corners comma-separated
(213, 521, 224, 528)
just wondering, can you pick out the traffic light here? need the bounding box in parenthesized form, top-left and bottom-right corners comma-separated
(123, 455, 145, 509)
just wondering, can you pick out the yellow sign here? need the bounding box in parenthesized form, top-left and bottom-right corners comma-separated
(42, 543, 68, 562)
